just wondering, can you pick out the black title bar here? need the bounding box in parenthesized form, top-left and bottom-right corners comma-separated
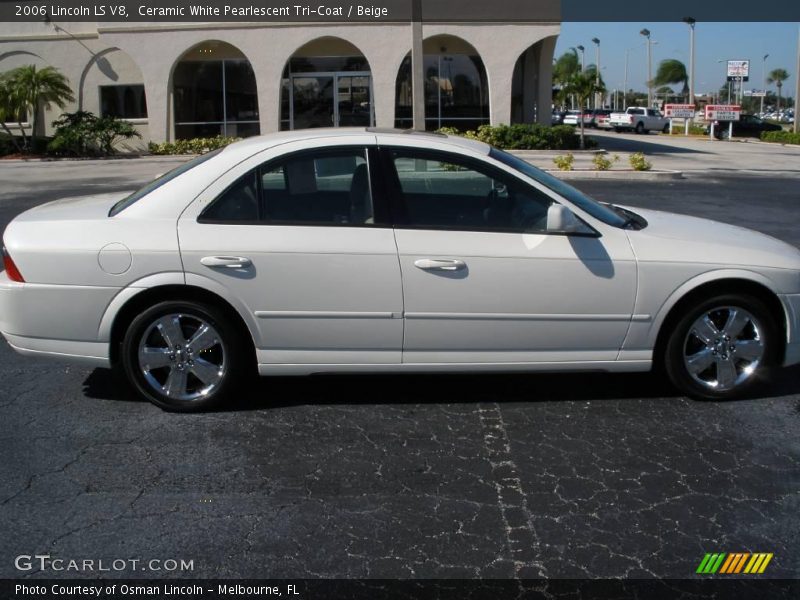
(2, 0, 800, 23)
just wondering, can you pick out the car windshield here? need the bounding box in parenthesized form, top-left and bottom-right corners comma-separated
(109, 149, 225, 216)
(489, 147, 629, 228)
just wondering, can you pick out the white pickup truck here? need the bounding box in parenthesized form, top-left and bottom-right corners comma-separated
(609, 107, 669, 134)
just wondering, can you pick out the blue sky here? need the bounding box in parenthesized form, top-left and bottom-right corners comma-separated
(556, 22, 799, 97)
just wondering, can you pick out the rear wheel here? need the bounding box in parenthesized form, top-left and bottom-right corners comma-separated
(635, 122, 645, 134)
(664, 294, 779, 400)
(122, 300, 247, 411)
(662, 123, 670, 134)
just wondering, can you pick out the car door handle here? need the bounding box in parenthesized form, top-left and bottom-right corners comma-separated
(414, 258, 467, 272)
(200, 256, 252, 269)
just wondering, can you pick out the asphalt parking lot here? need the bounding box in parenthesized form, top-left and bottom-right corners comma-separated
(1, 153, 799, 581)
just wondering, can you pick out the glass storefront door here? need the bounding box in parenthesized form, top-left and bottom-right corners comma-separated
(289, 72, 373, 129)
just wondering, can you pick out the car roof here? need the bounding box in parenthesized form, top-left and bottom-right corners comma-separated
(219, 127, 491, 161)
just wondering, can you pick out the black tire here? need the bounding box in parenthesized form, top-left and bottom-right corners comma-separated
(662, 124, 670, 134)
(664, 293, 779, 400)
(121, 300, 248, 411)
(614, 127, 623, 133)
(635, 122, 645, 134)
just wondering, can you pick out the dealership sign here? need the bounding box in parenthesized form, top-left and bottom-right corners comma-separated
(705, 105, 741, 121)
(664, 104, 696, 118)
(744, 89, 767, 97)
(727, 60, 750, 82)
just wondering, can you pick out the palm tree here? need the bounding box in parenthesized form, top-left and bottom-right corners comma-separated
(7, 65, 74, 150)
(0, 75, 23, 152)
(553, 49, 581, 108)
(652, 59, 689, 103)
(767, 68, 790, 112)
(564, 69, 605, 149)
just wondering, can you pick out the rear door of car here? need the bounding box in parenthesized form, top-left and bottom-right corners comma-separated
(178, 135, 404, 368)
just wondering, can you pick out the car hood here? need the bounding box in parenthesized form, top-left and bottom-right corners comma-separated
(623, 206, 800, 270)
(12, 192, 131, 223)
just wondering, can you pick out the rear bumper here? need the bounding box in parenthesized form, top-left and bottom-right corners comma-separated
(0, 271, 114, 367)
(3, 332, 109, 366)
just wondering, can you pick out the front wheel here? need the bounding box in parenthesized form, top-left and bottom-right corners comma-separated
(121, 300, 247, 411)
(664, 294, 779, 400)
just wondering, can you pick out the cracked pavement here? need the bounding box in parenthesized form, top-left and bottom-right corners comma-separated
(1, 162, 799, 580)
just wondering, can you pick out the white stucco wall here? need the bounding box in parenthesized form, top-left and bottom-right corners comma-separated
(0, 21, 560, 146)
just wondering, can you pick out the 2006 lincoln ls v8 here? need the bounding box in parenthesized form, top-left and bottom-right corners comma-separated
(2, 129, 799, 410)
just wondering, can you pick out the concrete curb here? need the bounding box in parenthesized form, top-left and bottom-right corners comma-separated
(546, 169, 684, 181)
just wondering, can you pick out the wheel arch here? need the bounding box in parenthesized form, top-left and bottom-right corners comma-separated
(651, 273, 787, 370)
(105, 277, 259, 368)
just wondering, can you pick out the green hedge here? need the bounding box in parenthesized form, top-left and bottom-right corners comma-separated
(437, 124, 595, 150)
(149, 135, 240, 155)
(760, 130, 800, 145)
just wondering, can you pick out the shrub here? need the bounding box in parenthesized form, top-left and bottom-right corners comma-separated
(629, 152, 652, 171)
(47, 111, 140, 156)
(760, 130, 800, 145)
(553, 153, 575, 171)
(437, 124, 595, 151)
(592, 153, 618, 171)
(148, 136, 240, 155)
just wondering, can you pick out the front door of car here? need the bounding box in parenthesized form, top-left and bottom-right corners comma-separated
(178, 139, 403, 367)
(379, 147, 637, 364)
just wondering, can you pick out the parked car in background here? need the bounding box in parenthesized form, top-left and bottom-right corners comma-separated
(609, 107, 670, 134)
(593, 109, 613, 129)
(563, 110, 593, 127)
(551, 110, 568, 125)
(706, 114, 782, 139)
(3, 129, 800, 411)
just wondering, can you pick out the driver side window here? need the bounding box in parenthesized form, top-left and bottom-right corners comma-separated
(389, 150, 554, 233)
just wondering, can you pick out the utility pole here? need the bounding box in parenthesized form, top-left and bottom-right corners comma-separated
(640, 29, 652, 107)
(410, 0, 425, 131)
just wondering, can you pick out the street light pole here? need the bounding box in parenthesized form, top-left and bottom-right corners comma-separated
(683, 17, 696, 106)
(761, 54, 769, 115)
(592, 37, 600, 108)
(576, 45, 585, 71)
(640, 29, 652, 107)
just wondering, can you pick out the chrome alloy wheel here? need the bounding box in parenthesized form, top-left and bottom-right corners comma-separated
(137, 313, 226, 402)
(683, 306, 764, 392)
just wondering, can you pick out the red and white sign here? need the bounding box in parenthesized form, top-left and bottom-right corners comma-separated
(705, 105, 741, 121)
(664, 104, 696, 119)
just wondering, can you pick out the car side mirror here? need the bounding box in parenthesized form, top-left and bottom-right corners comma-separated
(546, 203, 582, 233)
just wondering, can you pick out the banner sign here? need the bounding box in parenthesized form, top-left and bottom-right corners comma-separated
(705, 105, 742, 121)
(664, 104, 696, 118)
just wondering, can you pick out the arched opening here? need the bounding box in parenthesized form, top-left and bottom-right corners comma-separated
(394, 35, 489, 131)
(510, 40, 553, 125)
(172, 40, 259, 140)
(81, 48, 147, 120)
(280, 37, 373, 130)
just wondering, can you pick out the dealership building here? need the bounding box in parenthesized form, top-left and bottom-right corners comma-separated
(0, 17, 559, 145)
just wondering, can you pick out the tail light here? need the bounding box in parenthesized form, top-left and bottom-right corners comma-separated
(1, 246, 24, 282)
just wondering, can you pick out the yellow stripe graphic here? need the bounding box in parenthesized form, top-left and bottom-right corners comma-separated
(720, 553, 736, 574)
(758, 553, 773, 574)
(734, 553, 750, 573)
(744, 554, 761, 574)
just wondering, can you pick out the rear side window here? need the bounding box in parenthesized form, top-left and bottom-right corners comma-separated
(200, 149, 374, 226)
(109, 149, 223, 216)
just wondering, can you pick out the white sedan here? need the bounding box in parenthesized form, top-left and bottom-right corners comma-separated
(2, 129, 799, 411)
